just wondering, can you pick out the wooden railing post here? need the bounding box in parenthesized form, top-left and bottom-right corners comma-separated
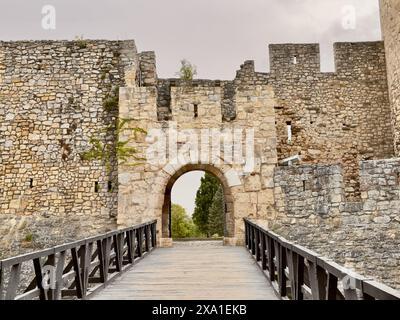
(0, 220, 157, 301)
(145, 225, 150, 253)
(71, 246, 83, 299)
(251, 226, 256, 256)
(54, 251, 66, 300)
(151, 223, 157, 248)
(137, 227, 143, 258)
(0, 261, 4, 300)
(266, 236, 275, 282)
(243, 219, 400, 301)
(260, 233, 267, 271)
(245, 222, 249, 248)
(255, 229, 261, 262)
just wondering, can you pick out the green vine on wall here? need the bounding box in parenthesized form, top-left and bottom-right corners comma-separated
(103, 87, 119, 112)
(80, 118, 147, 174)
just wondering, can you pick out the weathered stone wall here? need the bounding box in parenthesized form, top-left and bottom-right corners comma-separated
(0, 40, 137, 258)
(117, 76, 278, 246)
(154, 43, 394, 200)
(0, 31, 399, 294)
(272, 160, 400, 289)
(234, 42, 394, 200)
(380, 0, 400, 154)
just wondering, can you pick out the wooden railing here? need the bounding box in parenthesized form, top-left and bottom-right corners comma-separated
(244, 218, 400, 300)
(0, 220, 157, 300)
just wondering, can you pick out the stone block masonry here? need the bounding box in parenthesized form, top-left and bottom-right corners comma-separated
(380, 0, 400, 154)
(117, 79, 278, 246)
(235, 42, 394, 200)
(0, 40, 138, 257)
(1, 0, 400, 290)
(273, 160, 400, 289)
(155, 42, 395, 201)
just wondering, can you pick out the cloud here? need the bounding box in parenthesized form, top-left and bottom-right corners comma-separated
(0, 0, 382, 78)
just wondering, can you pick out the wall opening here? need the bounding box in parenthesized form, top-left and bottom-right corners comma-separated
(161, 164, 234, 242)
(193, 103, 198, 118)
(286, 121, 292, 143)
(94, 181, 100, 193)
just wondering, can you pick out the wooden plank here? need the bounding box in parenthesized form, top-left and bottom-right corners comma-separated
(144, 226, 150, 253)
(0, 261, 3, 300)
(126, 230, 134, 264)
(326, 273, 338, 300)
(286, 248, 297, 299)
(103, 237, 112, 281)
(114, 234, 123, 272)
(71, 247, 83, 299)
(250, 226, 256, 256)
(362, 280, 400, 300)
(90, 242, 279, 300)
(54, 251, 66, 300)
(137, 228, 143, 258)
(278, 243, 287, 297)
(260, 233, 267, 271)
(151, 223, 157, 248)
(255, 229, 261, 262)
(307, 259, 321, 300)
(33, 257, 46, 300)
(5, 263, 21, 300)
(296, 256, 304, 300)
(266, 236, 275, 282)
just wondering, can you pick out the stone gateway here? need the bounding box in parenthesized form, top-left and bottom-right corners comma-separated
(0, 0, 400, 289)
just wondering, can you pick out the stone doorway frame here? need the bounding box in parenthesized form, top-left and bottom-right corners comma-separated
(161, 163, 235, 244)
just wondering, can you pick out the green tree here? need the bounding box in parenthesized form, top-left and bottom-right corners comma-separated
(171, 204, 198, 238)
(193, 173, 221, 237)
(208, 186, 225, 237)
(177, 59, 197, 81)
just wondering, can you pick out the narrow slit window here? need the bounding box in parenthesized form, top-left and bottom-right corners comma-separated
(29, 178, 33, 188)
(108, 181, 113, 192)
(94, 181, 100, 193)
(303, 180, 306, 191)
(193, 104, 198, 118)
(293, 55, 298, 65)
(137, 70, 143, 87)
(286, 121, 292, 143)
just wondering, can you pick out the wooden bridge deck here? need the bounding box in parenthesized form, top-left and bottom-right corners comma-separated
(91, 241, 278, 300)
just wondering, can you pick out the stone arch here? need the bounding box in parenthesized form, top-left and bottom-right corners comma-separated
(160, 163, 239, 244)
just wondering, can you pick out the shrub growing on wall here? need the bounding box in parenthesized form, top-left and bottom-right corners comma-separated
(177, 59, 197, 81)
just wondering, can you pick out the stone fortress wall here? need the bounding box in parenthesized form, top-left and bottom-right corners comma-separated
(273, 159, 400, 289)
(117, 60, 278, 247)
(380, 0, 400, 154)
(155, 42, 394, 200)
(0, 40, 138, 257)
(0, 0, 400, 289)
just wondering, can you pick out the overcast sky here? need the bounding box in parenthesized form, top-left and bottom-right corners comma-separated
(0, 0, 382, 215)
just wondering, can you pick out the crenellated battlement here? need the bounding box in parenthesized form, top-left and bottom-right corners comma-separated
(0, 36, 396, 260)
(238, 41, 386, 77)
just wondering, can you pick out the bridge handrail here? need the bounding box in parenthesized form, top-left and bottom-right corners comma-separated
(244, 218, 400, 300)
(0, 220, 157, 300)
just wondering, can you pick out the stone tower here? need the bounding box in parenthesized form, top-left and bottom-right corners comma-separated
(380, 0, 400, 154)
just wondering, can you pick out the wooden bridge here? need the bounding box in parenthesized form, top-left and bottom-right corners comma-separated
(1, 219, 399, 300)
